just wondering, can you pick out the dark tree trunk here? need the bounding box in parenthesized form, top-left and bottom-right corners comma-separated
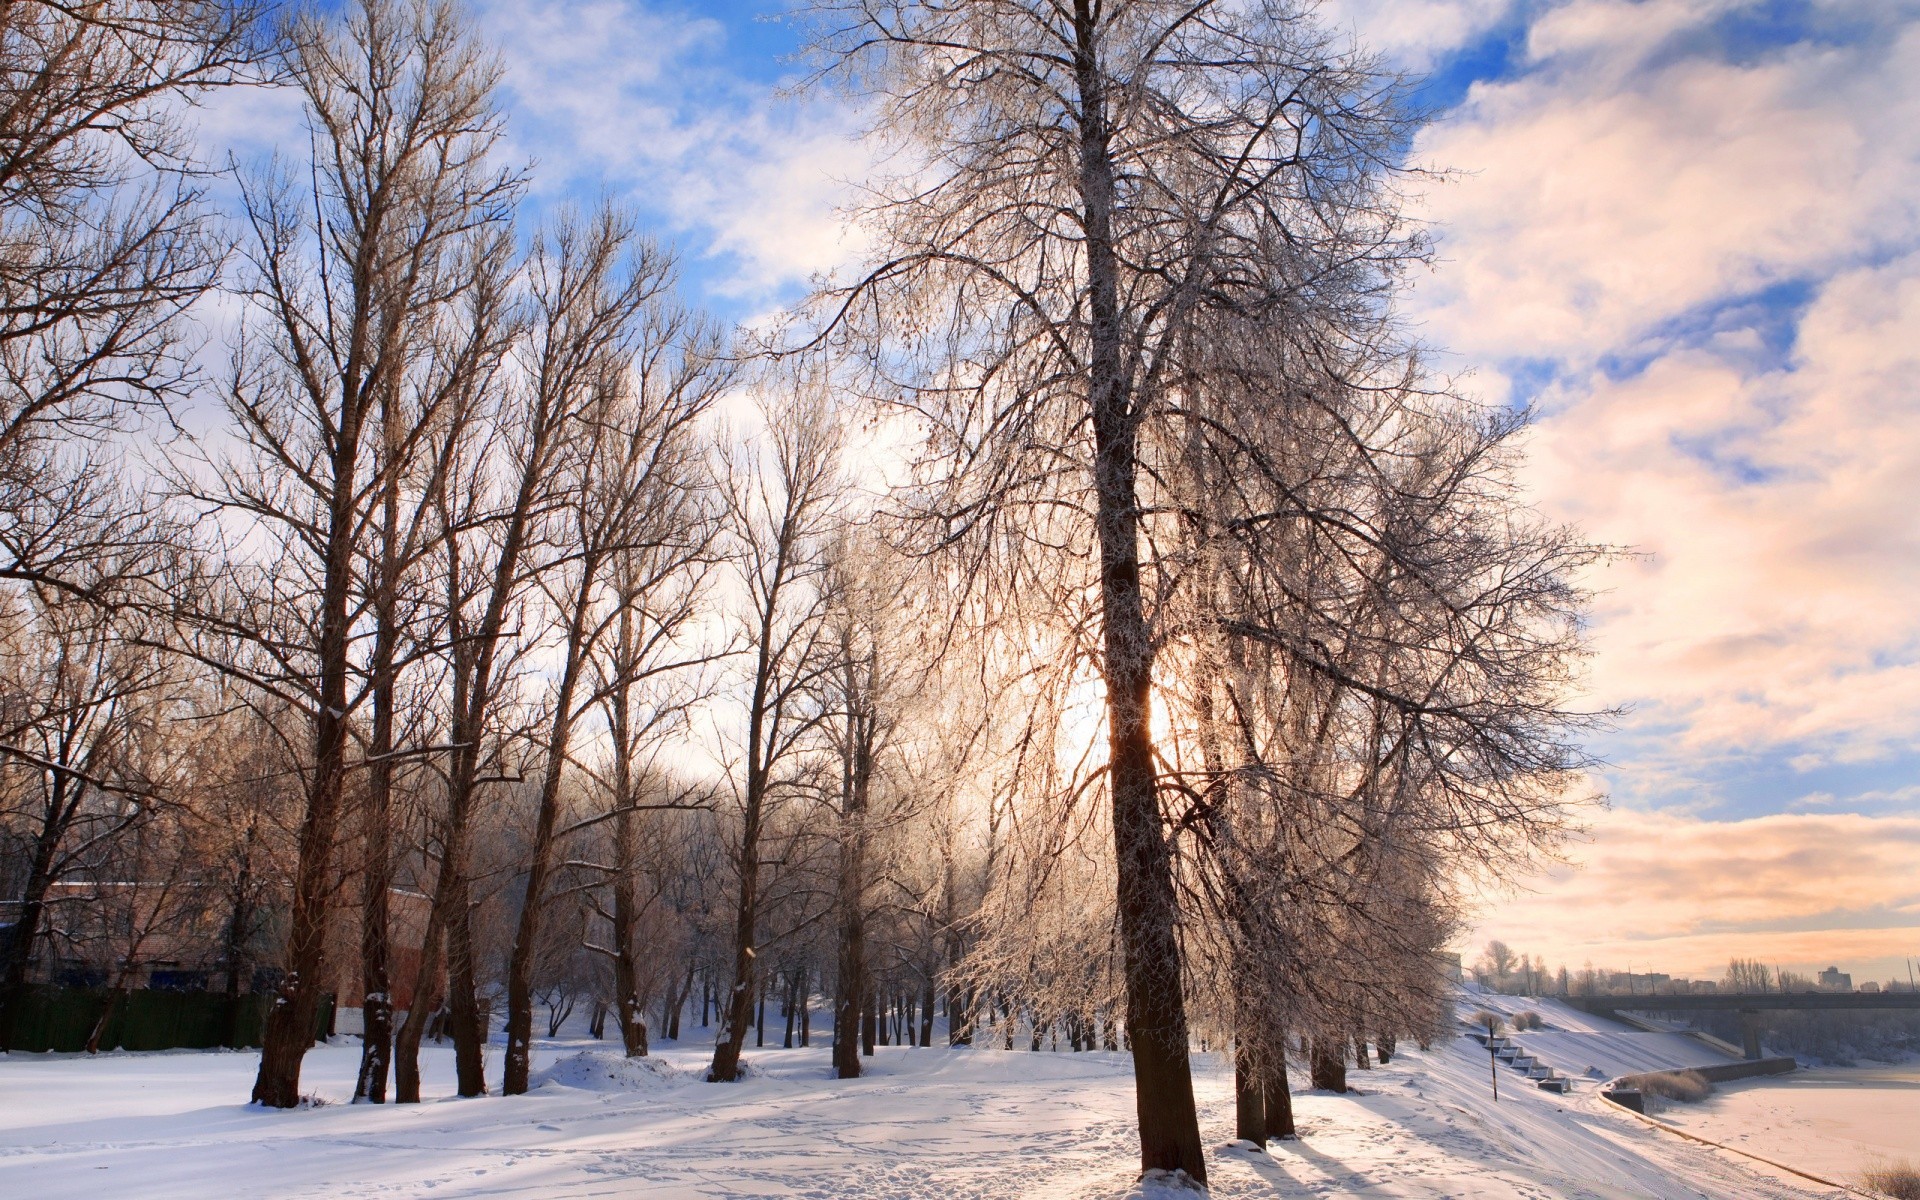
(919, 979, 935, 1047)
(354, 409, 409, 1106)
(1264, 1049, 1297, 1140)
(250, 371, 369, 1108)
(1377, 1032, 1395, 1064)
(799, 983, 810, 1047)
(948, 983, 971, 1046)
(1068, 4, 1204, 1182)
(1067, 4, 1198, 1175)
(442, 877, 487, 1096)
(1309, 1037, 1348, 1093)
(1235, 1045, 1266, 1147)
(0, 801, 64, 1050)
(708, 782, 763, 1082)
(611, 851, 649, 1056)
(393, 916, 444, 1104)
(861, 990, 876, 1056)
(503, 614, 591, 1095)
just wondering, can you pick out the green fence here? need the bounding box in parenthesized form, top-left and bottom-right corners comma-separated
(5, 986, 334, 1053)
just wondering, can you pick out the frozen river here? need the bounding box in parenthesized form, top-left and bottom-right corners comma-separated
(1659, 1062, 1920, 1184)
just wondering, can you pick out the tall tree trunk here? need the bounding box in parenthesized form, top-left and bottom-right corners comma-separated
(355, 404, 407, 1105)
(1235, 1043, 1266, 1147)
(503, 603, 591, 1095)
(393, 910, 445, 1104)
(1264, 1036, 1297, 1140)
(1067, 2, 1198, 1182)
(610, 840, 649, 1056)
(442, 872, 487, 1095)
(707, 833, 759, 1081)
(354, 655, 396, 1102)
(1071, 4, 1204, 1181)
(253, 436, 360, 1106)
(608, 645, 650, 1058)
(708, 709, 767, 1084)
(0, 798, 64, 1050)
(832, 724, 869, 1079)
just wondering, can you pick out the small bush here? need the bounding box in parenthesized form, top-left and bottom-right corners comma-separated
(1467, 1009, 1504, 1033)
(1618, 1069, 1712, 1103)
(1862, 1159, 1920, 1200)
(1513, 1010, 1544, 1031)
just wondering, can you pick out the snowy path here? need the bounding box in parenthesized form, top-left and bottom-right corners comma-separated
(0, 1021, 1856, 1198)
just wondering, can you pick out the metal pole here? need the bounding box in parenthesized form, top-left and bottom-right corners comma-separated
(1486, 1017, 1499, 1102)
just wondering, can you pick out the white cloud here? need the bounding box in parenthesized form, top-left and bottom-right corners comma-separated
(1317, 0, 1519, 67)
(1413, 14, 1920, 365)
(1402, 3, 1920, 771)
(477, 0, 873, 307)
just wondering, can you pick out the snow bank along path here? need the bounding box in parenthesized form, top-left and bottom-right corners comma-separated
(0, 1002, 1859, 1198)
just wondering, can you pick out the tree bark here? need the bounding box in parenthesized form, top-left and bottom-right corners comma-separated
(1309, 1036, 1348, 1093)
(1071, 3, 1205, 1181)
(1263, 1045, 1297, 1140)
(502, 593, 592, 1095)
(1235, 1043, 1266, 1147)
(252, 425, 359, 1106)
(0, 793, 64, 1050)
(393, 912, 444, 1103)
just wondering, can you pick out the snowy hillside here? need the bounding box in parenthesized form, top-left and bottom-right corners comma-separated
(0, 997, 1856, 1199)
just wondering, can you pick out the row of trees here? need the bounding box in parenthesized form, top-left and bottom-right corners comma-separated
(0, 0, 1598, 1186)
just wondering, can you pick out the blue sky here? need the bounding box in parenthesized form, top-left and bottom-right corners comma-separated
(209, 0, 1920, 983)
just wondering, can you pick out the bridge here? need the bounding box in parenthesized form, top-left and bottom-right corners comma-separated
(1563, 992, 1920, 1059)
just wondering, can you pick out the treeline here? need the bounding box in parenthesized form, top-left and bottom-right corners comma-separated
(0, 0, 1598, 1185)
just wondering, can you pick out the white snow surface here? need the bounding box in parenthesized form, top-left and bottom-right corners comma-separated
(0, 1000, 1858, 1198)
(1656, 1063, 1920, 1184)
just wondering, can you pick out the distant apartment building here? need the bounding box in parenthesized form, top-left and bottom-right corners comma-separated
(1818, 966, 1853, 991)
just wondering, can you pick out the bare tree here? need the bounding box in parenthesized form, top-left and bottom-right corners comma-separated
(707, 382, 842, 1084)
(0, 593, 175, 1046)
(176, 0, 519, 1107)
(800, 1, 1421, 1178)
(498, 215, 726, 1095)
(0, 0, 257, 599)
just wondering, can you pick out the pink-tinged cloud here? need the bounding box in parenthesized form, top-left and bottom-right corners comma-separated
(1399, 3, 1920, 770)
(1413, 5, 1920, 366)
(1472, 807, 1920, 983)
(1522, 252, 1920, 762)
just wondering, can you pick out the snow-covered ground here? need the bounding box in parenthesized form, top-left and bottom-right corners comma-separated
(0, 1000, 1868, 1199)
(1656, 1062, 1920, 1186)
